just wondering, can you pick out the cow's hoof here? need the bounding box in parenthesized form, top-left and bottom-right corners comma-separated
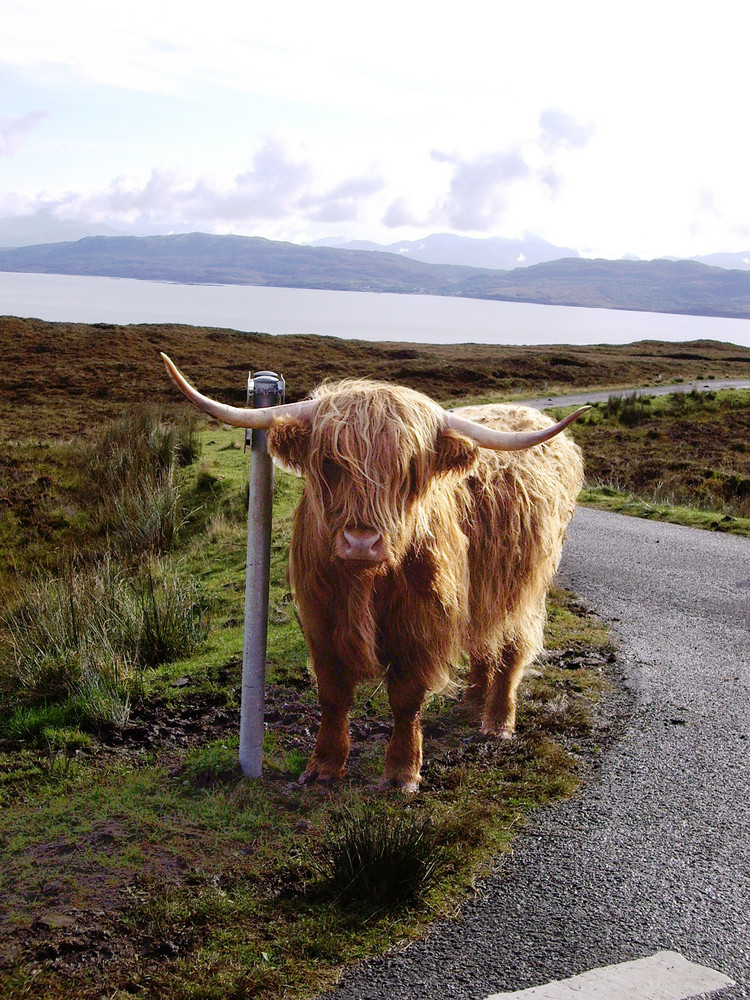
(378, 776, 420, 795)
(298, 768, 337, 787)
(481, 721, 515, 740)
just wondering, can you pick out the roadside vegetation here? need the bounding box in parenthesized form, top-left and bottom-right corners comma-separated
(562, 387, 750, 536)
(1, 317, 749, 998)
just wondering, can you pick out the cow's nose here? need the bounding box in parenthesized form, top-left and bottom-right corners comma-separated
(335, 526, 386, 562)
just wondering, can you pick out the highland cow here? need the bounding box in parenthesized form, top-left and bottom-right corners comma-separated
(162, 355, 586, 792)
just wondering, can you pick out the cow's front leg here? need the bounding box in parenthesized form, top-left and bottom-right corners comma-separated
(300, 660, 356, 786)
(380, 669, 428, 793)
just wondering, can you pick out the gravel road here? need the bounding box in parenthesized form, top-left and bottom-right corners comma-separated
(521, 377, 750, 412)
(325, 508, 750, 1000)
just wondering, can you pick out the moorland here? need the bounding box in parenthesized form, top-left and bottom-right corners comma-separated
(4, 313, 750, 438)
(1, 314, 750, 999)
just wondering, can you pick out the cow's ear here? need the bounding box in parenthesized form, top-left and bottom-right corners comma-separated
(267, 418, 312, 473)
(433, 428, 479, 478)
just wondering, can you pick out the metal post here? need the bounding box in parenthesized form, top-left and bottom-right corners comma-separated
(239, 370, 285, 778)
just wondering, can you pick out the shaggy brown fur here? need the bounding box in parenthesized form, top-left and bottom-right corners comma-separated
(267, 380, 584, 792)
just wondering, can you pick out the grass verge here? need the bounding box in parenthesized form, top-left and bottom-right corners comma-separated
(580, 485, 750, 536)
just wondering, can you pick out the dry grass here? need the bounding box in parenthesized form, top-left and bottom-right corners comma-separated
(3, 314, 750, 440)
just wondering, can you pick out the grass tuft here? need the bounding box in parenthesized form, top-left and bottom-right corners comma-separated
(0, 557, 210, 733)
(310, 803, 446, 912)
(179, 738, 243, 790)
(77, 406, 200, 557)
(77, 405, 200, 492)
(1, 702, 81, 743)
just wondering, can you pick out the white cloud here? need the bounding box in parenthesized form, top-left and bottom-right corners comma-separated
(301, 176, 385, 224)
(382, 198, 425, 230)
(420, 114, 594, 233)
(538, 109, 595, 152)
(44, 136, 385, 234)
(430, 149, 531, 231)
(3, 1, 750, 257)
(0, 111, 49, 156)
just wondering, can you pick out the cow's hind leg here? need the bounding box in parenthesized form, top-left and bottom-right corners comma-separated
(299, 661, 356, 786)
(480, 642, 525, 738)
(464, 652, 492, 718)
(481, 621, 543, 739)
(481, 602, 545, 738)
(381, 669, 429, 794)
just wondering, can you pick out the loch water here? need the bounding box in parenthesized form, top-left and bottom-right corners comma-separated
(2, 270, 750, 347)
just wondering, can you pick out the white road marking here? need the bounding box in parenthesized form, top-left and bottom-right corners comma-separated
(486, 950, 736, 1000)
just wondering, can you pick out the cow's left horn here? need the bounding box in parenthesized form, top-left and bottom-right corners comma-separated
(444, 405, 590, 451)
(160, 354, 318, 427)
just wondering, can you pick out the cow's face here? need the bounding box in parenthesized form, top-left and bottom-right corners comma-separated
(268, 382, 478, 568)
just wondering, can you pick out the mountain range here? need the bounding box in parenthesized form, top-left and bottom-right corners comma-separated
(2, 214, 750, 272)
(314, 234, 750, 273)
(2, 231, 750, 319)
(310, 233, 583, 270)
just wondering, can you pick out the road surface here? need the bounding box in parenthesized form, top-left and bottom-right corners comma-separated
(326, 508, 750, 999)
(522, 377, 750, 412)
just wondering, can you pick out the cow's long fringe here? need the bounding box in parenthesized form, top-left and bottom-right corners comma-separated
(305, 379, 446, 547)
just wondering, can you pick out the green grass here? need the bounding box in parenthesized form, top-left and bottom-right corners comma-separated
(0, 615, 604, 999)
(1, 557, 211, 731)
(0, 410, 216, 746)
(179, 737, 243, 789)
(579, 485, 750, 536)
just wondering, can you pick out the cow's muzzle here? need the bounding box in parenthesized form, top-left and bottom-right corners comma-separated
(334, 526, 387, 564)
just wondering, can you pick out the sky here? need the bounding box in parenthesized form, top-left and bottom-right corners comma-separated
(2, 0, 749, 260)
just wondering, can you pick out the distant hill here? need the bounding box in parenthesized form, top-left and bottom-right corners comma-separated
(311, 233, 581, 270)
(459, 256, 750, 318)
(2, 231, 750, 319)
(0, 232, 477, 295)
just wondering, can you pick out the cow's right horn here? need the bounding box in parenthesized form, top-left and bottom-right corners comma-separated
(444, 405, 590, 451)
(161, 354, 318, 427)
